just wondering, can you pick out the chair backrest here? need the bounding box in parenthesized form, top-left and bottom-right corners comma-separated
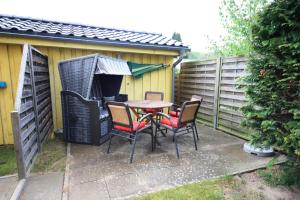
(107, 101, 132, 128)
(190, 95, 203, 103)
(145, 91, 164, 101)
(178, 100, 201, 125)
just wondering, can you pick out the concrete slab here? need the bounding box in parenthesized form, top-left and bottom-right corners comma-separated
(68, 124, 285, 199)
(20, 172, 64, 200)
(69, 179, 110, 200)
(0, 175, 18, 200)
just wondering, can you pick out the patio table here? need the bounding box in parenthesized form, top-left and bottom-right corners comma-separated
(126, 100, 173, 118)
(126, 100, 173, 146)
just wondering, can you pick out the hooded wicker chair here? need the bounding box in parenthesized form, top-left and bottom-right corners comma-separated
(59, 54, 130, 145)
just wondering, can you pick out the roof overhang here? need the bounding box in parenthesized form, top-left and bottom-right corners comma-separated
(0, 31, 191, 53)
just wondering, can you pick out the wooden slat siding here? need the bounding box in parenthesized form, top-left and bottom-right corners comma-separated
(2, 43, 175, 144)
(44, 47, 173, 131)
(141, 54, 151, 96)
(7, 45, 23, 102)
(133, 54, 143, 100)
(0, 44, 16, 144)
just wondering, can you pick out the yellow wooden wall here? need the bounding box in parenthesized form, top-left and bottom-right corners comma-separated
(0, 43, 174, 144)
(0, 44, 23, 144)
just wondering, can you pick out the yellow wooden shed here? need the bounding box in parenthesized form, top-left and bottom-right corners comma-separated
(0, 15, 189, 145)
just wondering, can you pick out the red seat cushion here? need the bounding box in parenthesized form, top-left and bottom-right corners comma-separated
(114, 121, 146, 132)
(142, 108, 159, 113)
(169, 111, 180, 117)
(160, 117, 181, 128)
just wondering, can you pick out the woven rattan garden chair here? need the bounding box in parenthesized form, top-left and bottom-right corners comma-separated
(106, 101, 153, 163)
(156, 100, 201, 158)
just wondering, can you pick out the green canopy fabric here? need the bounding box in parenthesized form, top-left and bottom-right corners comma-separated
(127, 62, 166, 79)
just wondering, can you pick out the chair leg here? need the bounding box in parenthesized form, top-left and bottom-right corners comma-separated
(151, 130, 154, 152)
(173, 131, 180, 159)
(156, 117, 166, 137)
(107, 134, 113, 154)
(130, 135, 137, 163)
(154, 123, 158, 150)
(191, 126, 198, 151)
(194, 122, 199, 140)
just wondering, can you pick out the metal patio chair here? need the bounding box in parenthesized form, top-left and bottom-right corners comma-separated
(106, 101, 153, 163)
(156, 100, 201, 158)
(141, 91, 164, 114)
(168, 95, 203, 140)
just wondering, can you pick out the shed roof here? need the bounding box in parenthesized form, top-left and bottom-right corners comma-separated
(0, 15, 189, 52)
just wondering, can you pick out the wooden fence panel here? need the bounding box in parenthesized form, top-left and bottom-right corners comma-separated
(218, 57, 247, 135)
(175, 57, 248, 136)
(179, 60, 217, 126)
(11, 44, 53, 179)
(31, 47, 53, 145)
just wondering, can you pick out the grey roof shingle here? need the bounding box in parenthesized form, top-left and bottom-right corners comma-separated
(0, 15, 189, 51)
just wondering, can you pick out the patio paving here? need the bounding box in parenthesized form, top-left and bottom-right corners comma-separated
(67, 124, 285, 200)
(0, 175, 18, 200)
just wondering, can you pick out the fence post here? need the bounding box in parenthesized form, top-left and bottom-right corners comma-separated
(213, 57, 222, 129)
(11, 111, 27, 179)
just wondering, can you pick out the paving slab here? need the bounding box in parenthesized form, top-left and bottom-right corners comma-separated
(0, 175, 18, 200)
(68, 124, 285, 199)
(20, 172, 64, 200)
(69, 179, 110, 200)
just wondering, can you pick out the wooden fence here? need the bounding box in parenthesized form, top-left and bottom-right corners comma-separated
(11, 44, 53, 179)
(175, 57, 248, 136)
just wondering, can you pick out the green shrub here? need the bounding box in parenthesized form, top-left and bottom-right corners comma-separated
(241, 0, 300, 158)
(258, 158, 300, 186)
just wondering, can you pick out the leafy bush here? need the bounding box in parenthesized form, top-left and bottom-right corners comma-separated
(209, 0, 268, 56)
(258, 158, 300, 186)
(241, 0, 300, 158)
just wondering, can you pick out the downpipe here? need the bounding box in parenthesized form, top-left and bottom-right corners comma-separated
(171, 54, 183, 103)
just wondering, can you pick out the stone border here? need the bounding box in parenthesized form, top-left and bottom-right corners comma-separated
(62, 143, 71, 200)
(126, 156, 287, 199)
(9, 179, 26, 200)
(0, 174, 17, 180)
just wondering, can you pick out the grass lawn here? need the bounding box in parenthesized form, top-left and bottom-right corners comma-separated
(31, 136, 66, 173)
(0, 145, 17, 176)
(133, 175, 264, 200)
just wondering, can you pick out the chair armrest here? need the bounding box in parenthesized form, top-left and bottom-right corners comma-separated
(138, 113, 152, 122)
(156, 112, 170, 119)
(136, 113, 152, 130)
(172, 103, 180, 109)
(169, 104, 180, 112)
(156, 112, 176, 127)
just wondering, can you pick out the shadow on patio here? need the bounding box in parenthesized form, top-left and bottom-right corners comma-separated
(67, 124, 285, 200)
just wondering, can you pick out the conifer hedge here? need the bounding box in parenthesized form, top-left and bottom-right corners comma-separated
(242, 0, 300, 158)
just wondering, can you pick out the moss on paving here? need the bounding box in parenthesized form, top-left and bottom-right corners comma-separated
(133, 176, 263, 200)
(32, 136, 66, 173)
(0, 145, 17, 176)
